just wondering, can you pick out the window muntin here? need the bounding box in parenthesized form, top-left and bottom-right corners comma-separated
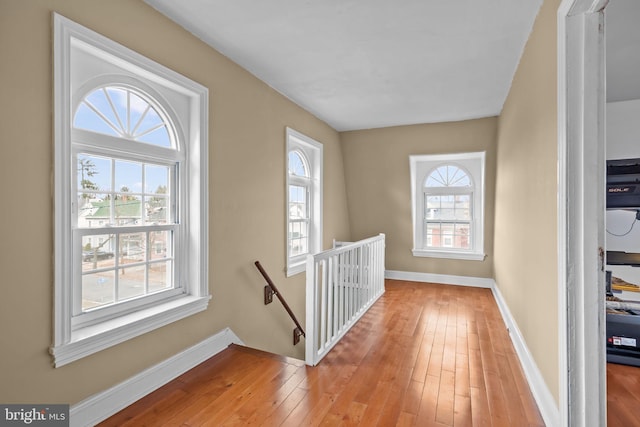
(425, 165, 471, 187)
(409, 152, 485, 260)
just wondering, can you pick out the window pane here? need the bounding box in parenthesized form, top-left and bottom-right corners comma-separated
(115, 160, 142, 194)
(82, 234, 116, 270)
(114, 197, 141, 226)
(454, 194, 471, 220)
(78, 194, 107, 227)
(149, 230, 171, 260)
(149, 261, 172, 292)
(146, 164, 170, 224)
(288, 151, 309, 177)
(144, 164, 169, 193)
(76, 87, 122, 135)
(104, 87, 128, 130)
(117, 264, 146, 301)
(439, 195, 455, 219)
(120, 232, 146, 264)
(426, 223, 441, 248)
(289, 185, 308, 219)
(128, 91, 146, 132)
(290, 237, 308, 257)
(425, 221, 472, 250)
(455, 223, 471, 249)
(146, 195, 169, 224)
(74, 86, 174, 147)
(425, 195, 441, 219)
(137, 125, 171, 147)
(82, 270, 115, 311)
(78, 154, 111, 193)
(425, 165, 471, 187)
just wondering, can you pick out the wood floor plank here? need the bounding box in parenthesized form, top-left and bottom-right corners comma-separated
(99, 280, 546, 427)
(435, 369, 455, 425)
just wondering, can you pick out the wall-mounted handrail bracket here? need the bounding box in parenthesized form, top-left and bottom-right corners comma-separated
(264, 285, 274, 305)
(255, 260, 306, 346)
(293, 327, 303, 345)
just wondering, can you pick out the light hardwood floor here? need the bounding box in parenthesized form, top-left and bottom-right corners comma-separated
(607, 362, 640, 426)
(100, 280, 545, 426)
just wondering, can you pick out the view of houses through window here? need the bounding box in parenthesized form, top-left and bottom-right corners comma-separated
(410, 152, 485, 260)
(77, 155, 173, 311)
(424, 165, 472, 250)
(74, 86, 178, 312)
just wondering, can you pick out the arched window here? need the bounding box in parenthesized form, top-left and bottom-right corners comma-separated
(424, 165, 473, 250)
(74, 86, 173, 147)
(286, 128, 322, 276)
(289, 150, 309, 178)
(410, 152, 485, 260)
(288, 150, 311, 259)
(53, 14, 209, 367)
(72, 84, 180, 315)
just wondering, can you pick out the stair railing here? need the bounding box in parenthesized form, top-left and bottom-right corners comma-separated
(254, 261, 306, 345)
(306, 233, 385, 366)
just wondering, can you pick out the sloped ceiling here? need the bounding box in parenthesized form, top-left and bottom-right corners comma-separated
(145, 0, 543, 131)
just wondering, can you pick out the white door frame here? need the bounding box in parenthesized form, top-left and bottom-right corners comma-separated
(558, 0, 608, 425)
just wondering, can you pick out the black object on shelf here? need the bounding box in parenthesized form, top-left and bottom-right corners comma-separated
(607, 251, 640, 266)
(608, 158, 640, 209)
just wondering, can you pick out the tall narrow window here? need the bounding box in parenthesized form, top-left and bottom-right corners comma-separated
(410, 152, 485, 260)
(53, 14, 209, 367)
(288, 151, 310, 258)
(286, 128, 322, 276)
(424, 165, 473, 251)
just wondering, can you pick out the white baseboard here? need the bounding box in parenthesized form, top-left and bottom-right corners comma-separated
(385, 270, 559, 426)
(385, 269, 494, 288)
(490, 284, 560, 427)
(70, 328, 243, 427)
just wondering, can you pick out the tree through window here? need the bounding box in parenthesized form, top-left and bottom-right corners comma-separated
(52, 14, 209, 367)
(73, 87, 177, 314)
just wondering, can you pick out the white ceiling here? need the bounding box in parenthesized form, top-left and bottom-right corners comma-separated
(144, 0, 545, 131)
(606, 0, 640, 103)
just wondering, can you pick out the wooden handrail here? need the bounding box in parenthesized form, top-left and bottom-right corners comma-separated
(254, 261, 306, 345)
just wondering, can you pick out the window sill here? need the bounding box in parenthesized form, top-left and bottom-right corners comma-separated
(286, 261, 306, 277)
(50, 294, 210, 367)
(412, 249, 486, 261)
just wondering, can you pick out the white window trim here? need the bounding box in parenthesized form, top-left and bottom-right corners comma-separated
(52, 13, 210, 367)
(409, 152, 486, 261)
(286, 127, 322, 276)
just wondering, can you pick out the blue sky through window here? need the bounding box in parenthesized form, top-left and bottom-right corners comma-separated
(74, 86, 171, 147)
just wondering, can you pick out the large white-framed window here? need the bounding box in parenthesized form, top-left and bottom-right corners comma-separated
(52, 14, 209, 367)
(409, 152, 486, 261)
(286, 128, 322, 276)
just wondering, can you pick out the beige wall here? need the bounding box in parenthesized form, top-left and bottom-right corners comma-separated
(0, 0, 564, 411)
(493, 0, 560, 404)
(0, 0, 350, 404)
(340, 118, 497, 279)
